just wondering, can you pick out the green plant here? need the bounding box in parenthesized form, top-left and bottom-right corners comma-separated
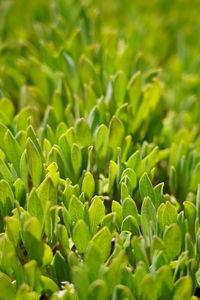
(0, 0, 200, 299)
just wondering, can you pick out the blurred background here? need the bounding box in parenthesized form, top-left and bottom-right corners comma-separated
(0, 0, 200, 126)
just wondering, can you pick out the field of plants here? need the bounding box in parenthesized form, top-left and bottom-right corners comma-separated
(0, 0, 200, 299)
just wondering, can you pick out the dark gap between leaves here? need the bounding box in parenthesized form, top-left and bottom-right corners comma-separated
(195, 286, 200, 297)
(39, 293, 49, 300)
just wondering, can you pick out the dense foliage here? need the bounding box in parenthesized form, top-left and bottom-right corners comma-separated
(0, 0, 200, 299)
